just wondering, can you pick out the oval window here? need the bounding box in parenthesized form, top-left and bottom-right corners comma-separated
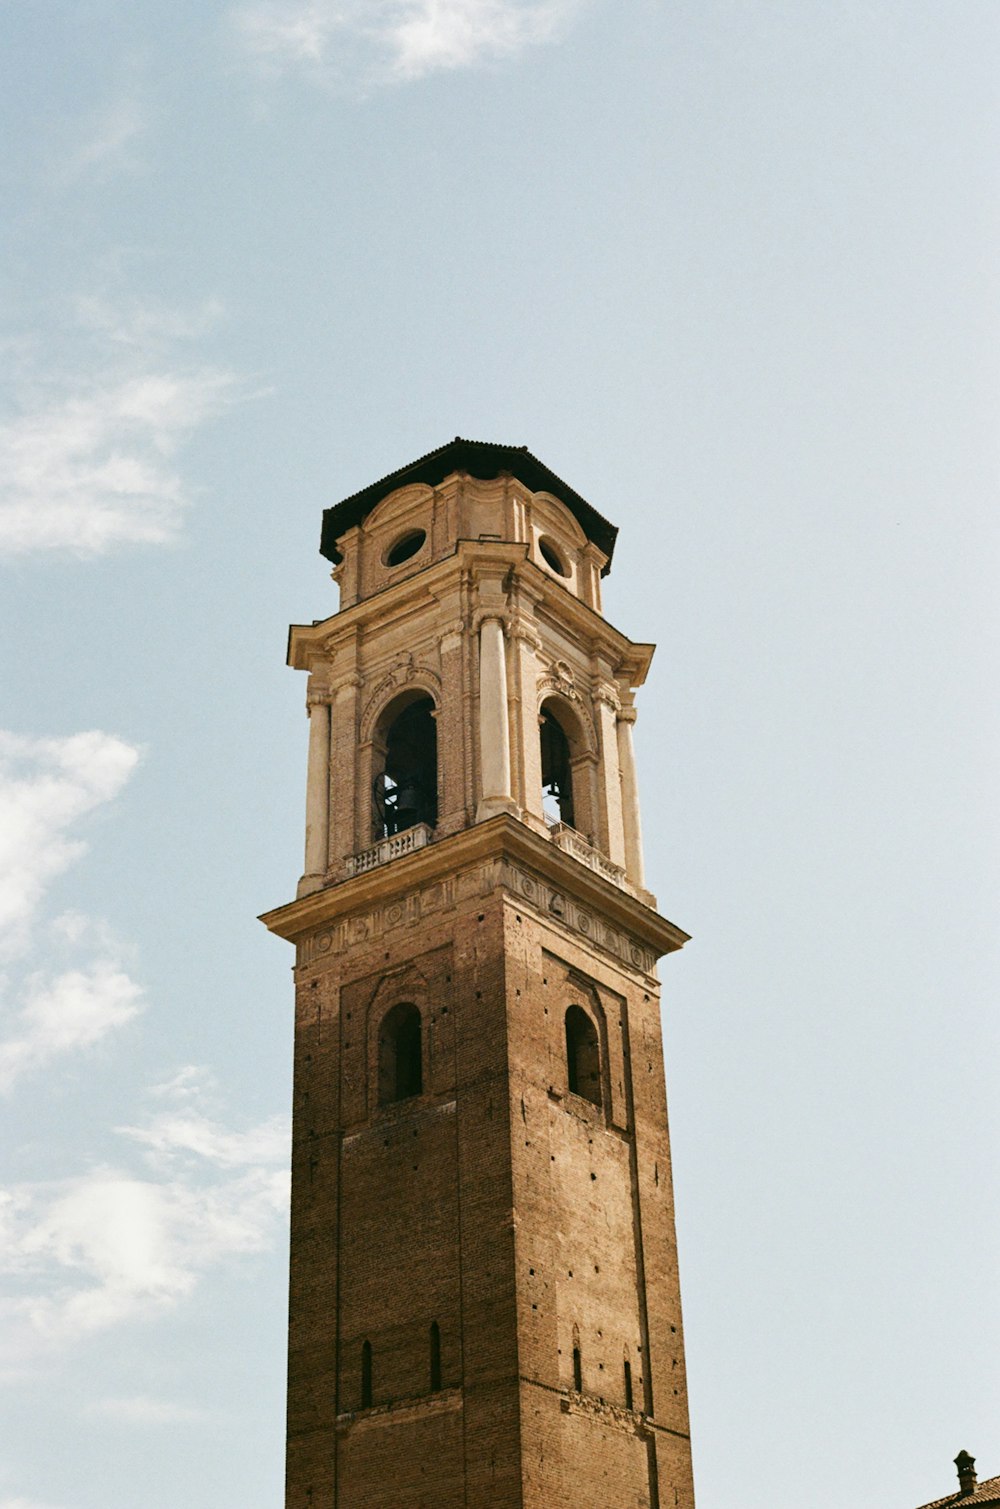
(384, 529, 427, 567)
(538, 536, 569, 577)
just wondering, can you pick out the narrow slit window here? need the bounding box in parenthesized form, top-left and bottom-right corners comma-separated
(572, 1345, 583, 1393)
(565, 1005, 602, 1108)
(429, 1321, 442, 1392)
(361, 1340, 372, 1409)
(624, 1358, 634, 1410)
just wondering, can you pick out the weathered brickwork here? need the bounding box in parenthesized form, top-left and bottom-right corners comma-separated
(262, 446, 696, 1507)
(268, 826, 695, 1508)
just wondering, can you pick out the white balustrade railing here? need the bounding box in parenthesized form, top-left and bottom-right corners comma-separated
(548, 823, 631, 892)
(346, 823, 433, 877)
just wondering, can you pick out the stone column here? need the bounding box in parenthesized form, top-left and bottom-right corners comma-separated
(300, 690, 331, 896)
(476, 615, 516, 821)
(329, 671, 363, 867)
(594, 683, 627, 869)
(616, 706, 646, 887)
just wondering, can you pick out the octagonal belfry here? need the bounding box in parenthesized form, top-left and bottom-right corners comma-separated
(261, 438, 696, 1509)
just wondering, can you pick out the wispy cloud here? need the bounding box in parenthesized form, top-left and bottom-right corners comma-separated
(86, 1393, 202, 1424)
(0, 964, 142, 1095)
(0, 299, 244, 557)
(0, 1071, 288, 1358)
(0, 731, 139, 955)
(0, 731, 143, 1091)
(235, 0, 580, 83)
(60, 97, 146, 183)
(0, 1499, 70, 1509)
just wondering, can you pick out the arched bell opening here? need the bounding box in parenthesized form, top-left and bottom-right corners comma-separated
(372, 693, 438, 841)
(539, 702, 575, 829)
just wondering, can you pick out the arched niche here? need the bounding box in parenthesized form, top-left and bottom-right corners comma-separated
(564, 1003, 603, 1109)
(364, 964, 433, 1120)
(377, 1001, 423, 1105)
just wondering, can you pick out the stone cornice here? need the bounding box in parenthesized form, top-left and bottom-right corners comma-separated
(286, 542, 654, 686)
(259, 813, 689, 961)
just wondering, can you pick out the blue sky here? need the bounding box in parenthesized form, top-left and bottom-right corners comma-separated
(1, 3, 997, 1506)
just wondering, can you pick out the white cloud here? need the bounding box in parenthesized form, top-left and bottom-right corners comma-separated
(0, 732, 139, 955)
(0, 1075, 289, 1356)
(74, 295, 226, 350)
(0, 292, 245, 558)
(0, 367, 240, 556)
(235, 0, 579, 82)
(0, 731, 143, 1091)
(0, 964, 142, 1094)
(121, 1105, 289, 1170)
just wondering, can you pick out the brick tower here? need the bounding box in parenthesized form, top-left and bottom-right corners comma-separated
(261, 439, 696, 1509)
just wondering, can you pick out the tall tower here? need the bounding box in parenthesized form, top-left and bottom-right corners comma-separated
(261, 439, 695, 1509)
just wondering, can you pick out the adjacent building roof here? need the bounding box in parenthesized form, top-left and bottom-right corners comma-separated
(319, 437, 619, 572)
(915, 1474, 1000, 1508)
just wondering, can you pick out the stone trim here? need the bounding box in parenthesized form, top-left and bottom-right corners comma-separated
(561, 1390, 652, 1438)
(335, 1385, 462, 1434)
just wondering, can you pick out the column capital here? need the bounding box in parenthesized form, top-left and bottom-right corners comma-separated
(331, 672, 364, 698)
(474, 607, 507, 633)
(439, 619, 467, 650)
(504, 615, 542, 650)
(594, 681, 622, 714)
(617, 705, 638, 725)
(306, 688, 333, 710)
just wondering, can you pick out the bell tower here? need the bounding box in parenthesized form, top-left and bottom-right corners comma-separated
(261, 438, 696, 1509)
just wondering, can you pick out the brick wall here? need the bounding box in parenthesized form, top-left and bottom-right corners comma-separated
(279, 831, 694, 1508)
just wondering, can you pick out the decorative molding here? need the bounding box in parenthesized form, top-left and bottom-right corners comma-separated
(594, 681, 622, 714)
(438, 619, 467, 647)
(536, 665, 598, 754)
(331, 671, 364, 698)
(504, 615, 542, 651)
(295, 856, 656, 978)
(500, 861, 656, 976)
(472, 607, 507, 633)
(548, 658, 576, 697)
(264, 813, 689, 960)
(359, 659, 443, 742)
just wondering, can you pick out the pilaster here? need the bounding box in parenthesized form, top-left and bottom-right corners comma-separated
(594, 679, 627, 869)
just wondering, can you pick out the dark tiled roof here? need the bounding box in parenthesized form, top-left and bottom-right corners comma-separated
(319, 437, 618, 572)
(915, 1474, 1000, 1509)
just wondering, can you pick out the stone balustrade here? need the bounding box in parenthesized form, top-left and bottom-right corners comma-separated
(346, 823, 433, 877)
(548, 822, 632, 894)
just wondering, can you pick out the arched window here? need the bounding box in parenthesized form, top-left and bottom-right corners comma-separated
(429, 1321, 442, 1392)
(373, 695, 437, 839)
(624, 1358, 634, 1411)
(361, 1340, 373, 1409)
(540, 705, 575, 828)
(565, 1005, 601, 1108)
(378, 1003, 423, 1104)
